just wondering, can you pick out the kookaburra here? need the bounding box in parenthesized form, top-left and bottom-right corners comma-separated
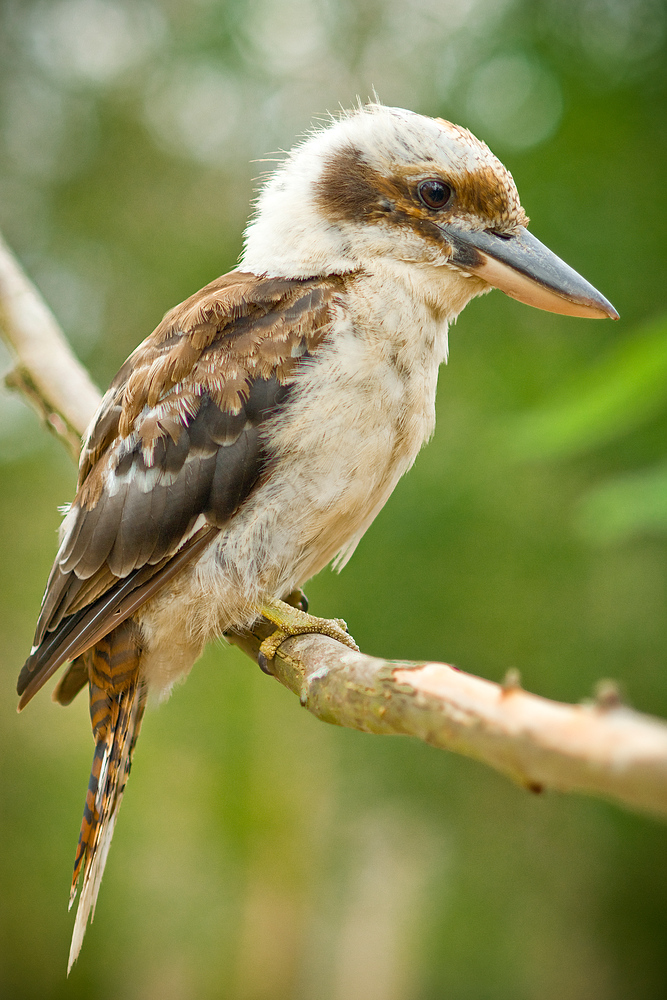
(16, 103, 617, 970)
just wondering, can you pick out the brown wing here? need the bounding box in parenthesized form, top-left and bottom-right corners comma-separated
(17, 271, 343, 709)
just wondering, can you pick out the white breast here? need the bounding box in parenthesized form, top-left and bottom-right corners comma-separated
(212, 263, 449, 595)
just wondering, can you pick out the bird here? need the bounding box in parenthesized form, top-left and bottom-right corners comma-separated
(16, 102, 618, 972)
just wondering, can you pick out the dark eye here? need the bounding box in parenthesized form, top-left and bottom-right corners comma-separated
(417, 179, 452, 210)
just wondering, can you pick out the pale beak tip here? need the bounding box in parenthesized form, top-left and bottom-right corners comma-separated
(595, 298, 619, 321)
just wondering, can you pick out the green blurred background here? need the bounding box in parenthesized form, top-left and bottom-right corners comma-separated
(1, 0, 667, 996)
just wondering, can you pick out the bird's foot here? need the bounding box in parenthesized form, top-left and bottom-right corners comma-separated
(257, 596, 358, 672)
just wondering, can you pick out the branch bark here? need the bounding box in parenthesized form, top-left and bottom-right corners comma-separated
(3, 231, 667, 821)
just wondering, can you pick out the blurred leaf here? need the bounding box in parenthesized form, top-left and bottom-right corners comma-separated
(578, 461, 667, 543)
(508, 314, 667, 459)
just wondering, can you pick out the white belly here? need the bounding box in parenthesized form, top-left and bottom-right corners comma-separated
(216, 324, 441, 591)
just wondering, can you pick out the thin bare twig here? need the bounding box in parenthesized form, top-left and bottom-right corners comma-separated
(2, 230, 667, 821)
(0, 233, 100, 458)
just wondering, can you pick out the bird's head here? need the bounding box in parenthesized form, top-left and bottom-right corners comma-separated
(242, 103, 617, 322)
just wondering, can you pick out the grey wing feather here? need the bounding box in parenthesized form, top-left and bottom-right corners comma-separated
(17, 526, 218, 709)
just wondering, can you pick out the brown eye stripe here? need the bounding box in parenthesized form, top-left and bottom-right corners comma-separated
(316, 144, 527, 232)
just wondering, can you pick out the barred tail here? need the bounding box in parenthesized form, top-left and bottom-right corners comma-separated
(67, 622, 146, 974)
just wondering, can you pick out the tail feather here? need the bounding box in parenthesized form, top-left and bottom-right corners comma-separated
(52, 656, 89, 706)
(67, 624, 146, 974)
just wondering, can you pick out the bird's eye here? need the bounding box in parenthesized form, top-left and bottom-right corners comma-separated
(417, 179, 452, 210)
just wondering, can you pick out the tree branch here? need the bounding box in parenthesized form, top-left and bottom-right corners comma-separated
(3, 231, 667, 821)
(0, 233, 101, 459)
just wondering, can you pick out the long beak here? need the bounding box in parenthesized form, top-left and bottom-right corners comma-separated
(439, 223, 619, 320)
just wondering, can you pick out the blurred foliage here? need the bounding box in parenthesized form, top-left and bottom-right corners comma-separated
(1, 0, 667, 998)
(509, 315, 667, 461)
(580, 463, 667, 543)
(509, 313, 667, 542)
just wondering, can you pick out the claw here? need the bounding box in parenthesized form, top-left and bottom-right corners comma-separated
(258, 629, 289, 667)
(283, 588, 309, 613)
